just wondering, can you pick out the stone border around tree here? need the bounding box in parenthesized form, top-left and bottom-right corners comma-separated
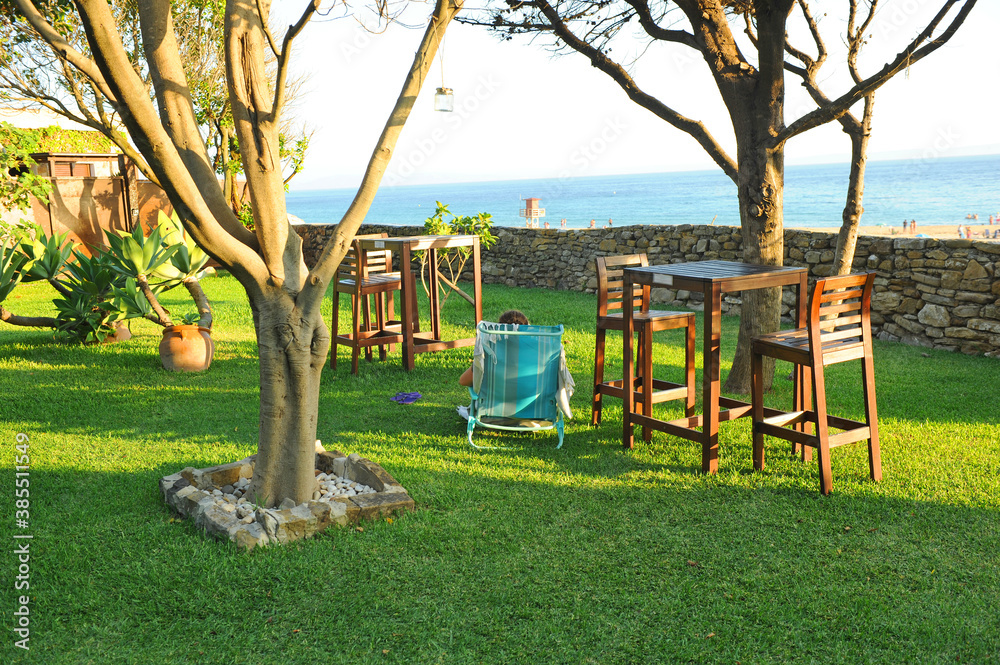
(159, 448, 415, 550)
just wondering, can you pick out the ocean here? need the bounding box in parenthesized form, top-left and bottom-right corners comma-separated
(286, 153, 999, 231)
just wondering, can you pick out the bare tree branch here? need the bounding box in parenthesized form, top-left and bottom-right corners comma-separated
(622, 0, 697, 47)
(776, 0, 977, 144)
(137, 0, 259, 251)
(273, 0, 319, 119)
(534, 0, 738, 181)
(69, 0, 269, 290)
(301, 0, 467, 313)
(0, 306, 58, 329)
(12, 0, 117, 102)
(255, 0, 282, 58)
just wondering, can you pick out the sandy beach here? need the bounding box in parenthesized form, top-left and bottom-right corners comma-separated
(795, 223, 1000, 241)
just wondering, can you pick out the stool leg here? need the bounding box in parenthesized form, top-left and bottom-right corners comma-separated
(375, 293, 387, 361)
(351, 293, 362, 374)
(751, 348, 765, 471)
(812, 364, 833, 495)
(641, 323, 653, 442)
(362, 294, 374, 363)
(386, 290, 397, 353)
(684, 316, 696, 417)
(862, 354, 882, 482)
(591, 327, 607, 426)
(331, 290, 340, 370)
(801, 364, 813, 463)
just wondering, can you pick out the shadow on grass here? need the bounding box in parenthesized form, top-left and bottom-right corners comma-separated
(10, 462, 1000, 664)
(5, 272, 1000, 662)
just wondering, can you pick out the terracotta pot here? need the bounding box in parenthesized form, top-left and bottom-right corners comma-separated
(96, 323, 132, 345)
(159, 325, 214, 372)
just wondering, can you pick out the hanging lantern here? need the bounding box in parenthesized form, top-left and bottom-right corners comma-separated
(434, 87, 454, 112)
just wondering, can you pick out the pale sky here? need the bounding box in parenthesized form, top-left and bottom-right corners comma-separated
(281, 1, 1000, 191)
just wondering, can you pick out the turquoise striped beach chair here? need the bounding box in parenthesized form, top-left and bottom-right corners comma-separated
(466, 321, 574, 449)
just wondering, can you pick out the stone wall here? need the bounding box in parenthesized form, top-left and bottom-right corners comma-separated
(295, 223, 1000, 358)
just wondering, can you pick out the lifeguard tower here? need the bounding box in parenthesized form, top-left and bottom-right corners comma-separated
(519, 197, 545, 227)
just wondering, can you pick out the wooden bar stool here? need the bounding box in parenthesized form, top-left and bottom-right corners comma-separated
(332, 233, 402, 373)
(592, 254, 696, 439)
(750, 272, 881, 494)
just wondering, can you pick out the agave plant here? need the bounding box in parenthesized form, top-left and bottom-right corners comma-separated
(105, 211, 212, 329)
(53, 249, 126, 344)
(16, 224, 74, 297)
(0, 240, 50, 328)
(149, 211, 213, 329)
(1, 224, 123, 341)
(0, 240, 29, 305)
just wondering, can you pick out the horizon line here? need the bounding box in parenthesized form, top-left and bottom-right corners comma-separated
(289, 150, 1000, 194)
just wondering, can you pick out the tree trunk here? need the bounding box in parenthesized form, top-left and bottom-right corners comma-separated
(0, 306, 58, 328)
(137, 273, 173, 327)
(722, 0, 793, 396)
(834, 96, 874, 276)
(726, 143, 785, 395)
(247, 293, 330, 507)
(183, 277, 213, 330)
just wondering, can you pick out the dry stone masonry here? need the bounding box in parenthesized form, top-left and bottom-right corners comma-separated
(160, 444, 414, 550)
(296, 223, 1000, 358)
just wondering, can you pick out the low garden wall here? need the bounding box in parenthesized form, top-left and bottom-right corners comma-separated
(295, 223, 1000, 358)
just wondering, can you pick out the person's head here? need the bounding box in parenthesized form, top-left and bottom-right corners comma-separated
(498, 310, 529, 325)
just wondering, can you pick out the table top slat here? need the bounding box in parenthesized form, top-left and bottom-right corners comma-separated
(626, 260, 803, 281)
(625, 260, 805, 290)
(358, 234, 478, 251)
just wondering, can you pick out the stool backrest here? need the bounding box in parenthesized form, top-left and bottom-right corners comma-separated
(336, 233, 393, 284)
(596, 254, 651, 318)
(808, 272, 876, 362)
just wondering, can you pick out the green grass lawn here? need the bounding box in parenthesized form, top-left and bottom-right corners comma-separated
(2, 273, 999, 664)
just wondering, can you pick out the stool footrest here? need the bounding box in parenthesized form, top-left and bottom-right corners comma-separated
(756, 410, 872, 449)
(596, 379, 690, 405)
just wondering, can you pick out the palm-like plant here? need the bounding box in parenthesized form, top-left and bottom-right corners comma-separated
(17, 225, 75, 297)
(106, 212, 213, 329)
(150, 212, 213, 329)
(8, 225, 123, 342)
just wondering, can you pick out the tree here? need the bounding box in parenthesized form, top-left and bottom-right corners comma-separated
(773, 0, 874, 276)
(10, 0, 465, 507)
(0, 122, 52, 222)
(0, 0, 311, 204)
(463, 0, 976, 393)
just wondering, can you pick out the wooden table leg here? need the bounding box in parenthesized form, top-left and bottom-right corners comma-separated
(400, 244, 417, 371)
(623, 271, 636, 450)
(793, 272, 812, 460)
(428, 248, 441, 342)
(472, 238, 482, 324)
(702, 283, 722, 474)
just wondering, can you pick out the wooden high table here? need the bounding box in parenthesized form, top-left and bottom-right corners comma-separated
(358, 234, 483, 371)
(622, 260, 808, 473)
